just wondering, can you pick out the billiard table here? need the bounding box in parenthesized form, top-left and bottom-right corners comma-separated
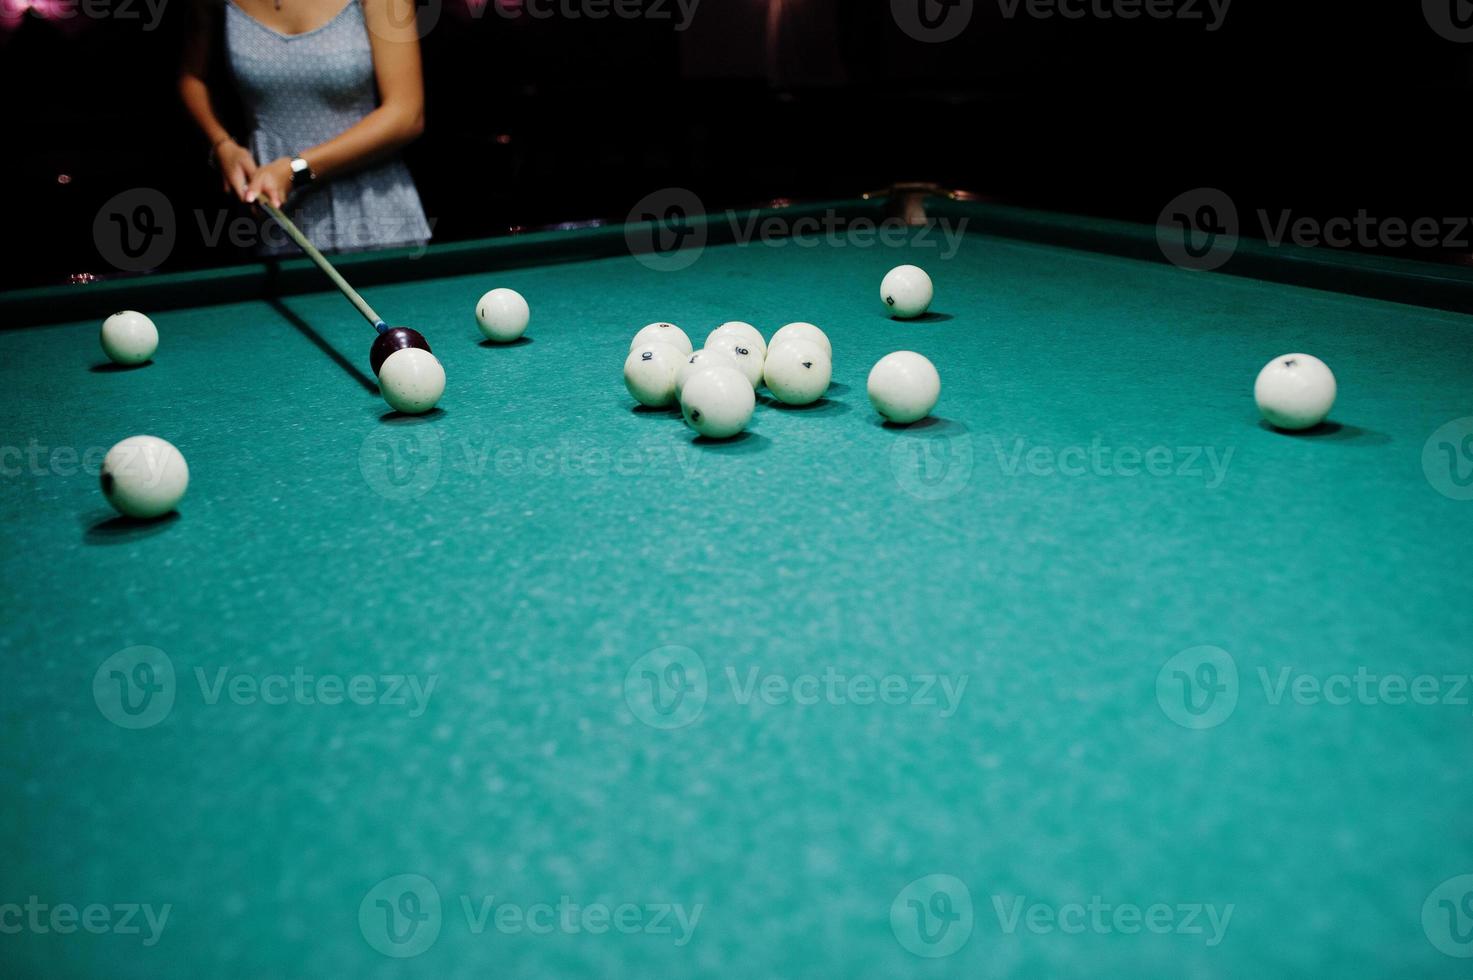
(2, 194, 1472, 978)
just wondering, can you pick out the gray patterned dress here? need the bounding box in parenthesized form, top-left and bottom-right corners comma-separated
(225, 0, 431, 254)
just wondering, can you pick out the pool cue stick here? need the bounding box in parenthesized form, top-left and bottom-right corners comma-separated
(258, 199, 391, 334)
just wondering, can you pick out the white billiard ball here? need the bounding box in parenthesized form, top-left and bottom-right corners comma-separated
(100, 310, 158, 365)
(675, 348, 739, 399)
(705, 331, 764, 389)
(706, 321, 766, 359)
(630, 322, 692, 357)
(881, 265, 934, 319)
(1254, 353, 1336, 430)
(100, 435, 189, 519)
(681, 366, 755, 439)
(624, 341, 682, 407)
(762, 339, 831, 405)
(867, 351, 940, 424)
(769, 322, 831, 359)
(475, 288, 529, 342)
(379, 347, 446, 415)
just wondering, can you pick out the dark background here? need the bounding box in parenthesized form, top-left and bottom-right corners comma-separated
(2, 0, 1471, 289)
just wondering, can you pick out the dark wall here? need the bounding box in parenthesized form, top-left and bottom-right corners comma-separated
(2, 0, 1470, 289)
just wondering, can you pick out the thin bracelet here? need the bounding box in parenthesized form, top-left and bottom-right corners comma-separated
(208, 135, 234, 168)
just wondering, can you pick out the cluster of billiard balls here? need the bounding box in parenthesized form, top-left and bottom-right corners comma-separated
(622, 265, 944, 439)
(362, 287, 532, 415)
(92, 288, 536, 520)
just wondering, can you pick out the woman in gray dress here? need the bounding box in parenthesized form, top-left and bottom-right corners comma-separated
(179, 0, 431, 254)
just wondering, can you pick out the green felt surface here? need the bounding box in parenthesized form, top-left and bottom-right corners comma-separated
(2, 226, 1473, 978)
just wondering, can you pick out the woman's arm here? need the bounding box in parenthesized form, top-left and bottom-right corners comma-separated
(245, 0, 425, 207)
(178, 2, 257, 200)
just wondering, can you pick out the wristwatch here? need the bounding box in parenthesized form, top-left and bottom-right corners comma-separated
(289, 156, 316, 186)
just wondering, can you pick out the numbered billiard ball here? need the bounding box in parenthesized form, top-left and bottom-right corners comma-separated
(769, 322, 832, 359)
(370, 327, 432, 376)
(675, 348, 739, 399)
(630, 322, 692, 357)
(705, 332, 765, 389)
(100, 311, 158, 365)
(763, 339, 831, 405)
(881, 265, 934, 319)
(681, 366, 755, 439)
(1254, 353, 1336, 430)
(624, 341, 682, 407)
(706, 321, 766, 359)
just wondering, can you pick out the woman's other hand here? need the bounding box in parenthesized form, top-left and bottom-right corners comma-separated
(216, 140, 258, 201)
(243, 157, 294, 209)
